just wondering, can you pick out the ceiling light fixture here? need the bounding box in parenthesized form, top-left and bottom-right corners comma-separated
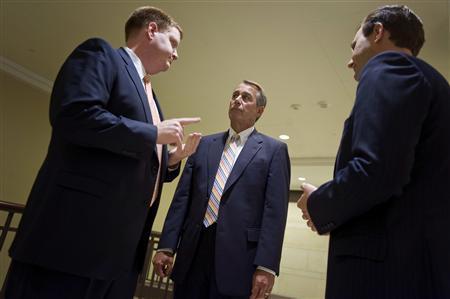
(279, 134, 290, 140)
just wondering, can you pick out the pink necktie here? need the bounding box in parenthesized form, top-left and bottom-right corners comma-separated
(144, 75, 163, 207)
(203, 134, 241, 227)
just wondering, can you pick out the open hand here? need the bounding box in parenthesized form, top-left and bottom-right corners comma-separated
(168, 132, 202, 166)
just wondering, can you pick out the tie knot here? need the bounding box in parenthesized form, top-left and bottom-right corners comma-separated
(230, 134, 241, 145)
(143, 74, 151, 84)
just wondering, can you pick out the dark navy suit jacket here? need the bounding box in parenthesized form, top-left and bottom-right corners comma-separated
(9, 38, 179, 280)
(308, 52, 450, 299)
(158, 130, 290, 296)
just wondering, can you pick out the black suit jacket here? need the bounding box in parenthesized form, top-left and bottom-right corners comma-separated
(9, 38, 179, 280)
(158, 130, 290, 296)
(308, 52, 450, 299)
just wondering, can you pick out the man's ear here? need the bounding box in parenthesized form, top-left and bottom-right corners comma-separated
(147, 22, 159, 39)
(373, 22, 385, 43)
(257, 106, 265, 117)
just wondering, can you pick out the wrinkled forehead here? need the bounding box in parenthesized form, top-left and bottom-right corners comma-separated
(234, 83, 257, 95)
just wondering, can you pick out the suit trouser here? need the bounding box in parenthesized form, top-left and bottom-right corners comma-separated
(4, 260, 139, 299)
(173, 224, 247, 299)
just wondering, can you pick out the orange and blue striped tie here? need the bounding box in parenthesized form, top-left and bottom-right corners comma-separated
(203, 134, 241, 227)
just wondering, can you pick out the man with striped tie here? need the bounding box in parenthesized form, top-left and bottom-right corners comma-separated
(153, 80, 291, 299)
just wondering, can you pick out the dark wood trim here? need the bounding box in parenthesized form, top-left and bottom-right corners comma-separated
(0, 201, 25, 214)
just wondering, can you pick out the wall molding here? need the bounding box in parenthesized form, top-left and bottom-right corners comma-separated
(0, 56, 53, 93)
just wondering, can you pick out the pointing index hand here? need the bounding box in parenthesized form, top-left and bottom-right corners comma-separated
(176, 117, 201, 127)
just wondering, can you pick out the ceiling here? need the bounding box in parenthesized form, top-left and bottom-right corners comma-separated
(1, 0, 448, 189)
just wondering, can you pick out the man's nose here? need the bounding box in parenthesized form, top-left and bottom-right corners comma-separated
(172, 49, 178, 60)
(347, 59, 354, 69)
(233, 95, 243, 103)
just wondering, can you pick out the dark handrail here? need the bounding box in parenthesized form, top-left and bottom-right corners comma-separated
(0, 201, 25, 214)
(0, 201, 24, 251)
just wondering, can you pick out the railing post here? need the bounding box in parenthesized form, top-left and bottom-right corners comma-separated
(0, 201, 25, 298)
(0, 212, 14, 251)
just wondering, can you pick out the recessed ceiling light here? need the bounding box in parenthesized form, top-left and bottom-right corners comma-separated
(298, 177, 306, 181)
(279, 134, 290, 140)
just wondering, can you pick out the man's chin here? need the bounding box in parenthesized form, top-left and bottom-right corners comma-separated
(228, 110, 241, 121)
(158, 64, 171, 73)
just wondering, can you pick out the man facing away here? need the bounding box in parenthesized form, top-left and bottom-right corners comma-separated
(298, 5, 450, 299)
(5, 6, 201, 299)
(152, 80, 291, 299)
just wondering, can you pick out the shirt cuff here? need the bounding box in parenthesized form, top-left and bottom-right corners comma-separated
(167, 162, 180, 172)
(257, 266, 276, 276)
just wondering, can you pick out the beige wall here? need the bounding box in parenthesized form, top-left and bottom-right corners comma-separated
(0, 73, 328, 298)
(0, 70, 51, 283)
(274, 203, 328, 299)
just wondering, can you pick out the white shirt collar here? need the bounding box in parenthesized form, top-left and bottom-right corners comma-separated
(124, 47, 147, 81)
(228, 126, 255, 145)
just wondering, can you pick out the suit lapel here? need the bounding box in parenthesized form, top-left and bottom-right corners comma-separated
(118, 48, 164, 169)
(207, 132, 228, 198)
(222, 130, 263, 196)
(153, 92, 165, 121)
(117, 48, 152, 123)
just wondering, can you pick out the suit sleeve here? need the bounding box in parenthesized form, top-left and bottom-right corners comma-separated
(308, 53, 432, 234)
(50, 38, 157, 161)
(254, 142, 290, 275)
(158, 154, 196, 251)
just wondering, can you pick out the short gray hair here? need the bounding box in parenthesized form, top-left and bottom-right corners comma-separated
(243, 80, 267, 107)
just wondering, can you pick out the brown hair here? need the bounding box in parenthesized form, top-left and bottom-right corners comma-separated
(362, 5, 424, 56)
(125, 6, 183, 41)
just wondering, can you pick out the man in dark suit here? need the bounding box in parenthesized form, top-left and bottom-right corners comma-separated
(5, 6, 201, 299)
(298, 5, 450, 299)
(152, 80, 290, 299)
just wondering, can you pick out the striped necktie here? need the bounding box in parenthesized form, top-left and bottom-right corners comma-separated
(203, 134, 241, 227)
(143, 75, 163, 207)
